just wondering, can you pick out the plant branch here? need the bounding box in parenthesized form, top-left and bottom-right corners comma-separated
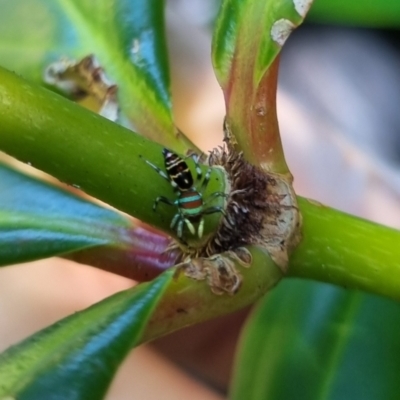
(1, 66, 400, 300)
(140, 245, 282, 343)
(0, 66, 226, 243)
(289, 197, 400, 300)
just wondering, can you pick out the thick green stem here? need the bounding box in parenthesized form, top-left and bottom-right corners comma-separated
(1, 67, 400, 300)
(141, 246, 283, 343)
(289, 197, 400, 300)
(0, 66, 225, 243)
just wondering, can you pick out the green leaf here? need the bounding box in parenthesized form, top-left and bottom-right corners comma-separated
(309, 0, 400, 27)
(231, 279, 400, 400)
(212, 0, 313, 172)
(0, 0, 193, 152)
(213, 0, 312, 88)
(0, 269, 173, 399)
(0, 163, 135, 266)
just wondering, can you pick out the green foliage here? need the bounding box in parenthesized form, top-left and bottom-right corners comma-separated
(0, 0, 399, 398)
(212, 0, 307, 171)
(0, 163, 134, 266)
(0, 0, 188, 149)
(232, 279, 400, 400)
(213, 0, 307, 88)
(309, 0, 400, 27)
(0, 271, 173, 398)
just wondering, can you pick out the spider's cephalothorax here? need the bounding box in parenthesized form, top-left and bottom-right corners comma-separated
(144, 148, 226, 241)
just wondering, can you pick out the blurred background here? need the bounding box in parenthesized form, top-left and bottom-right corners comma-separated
(167, 0, 400, 227)
(1, 0, 400, 398)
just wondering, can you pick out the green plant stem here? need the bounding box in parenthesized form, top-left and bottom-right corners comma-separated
(0, 66, 225, 243)
(1, 67, 400, 299)
(289, 197, 400, 300)
(141, 245, 283, 343)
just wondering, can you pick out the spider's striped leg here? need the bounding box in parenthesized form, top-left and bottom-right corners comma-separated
(198, 168, 213, 192)
(204, 205, 236, 227)
(197, 217, 205, 238)
(153, 196, 176, 211)
(168, 213, 188, 245)
(187, 153, 203, 180)
(170, 212, 187, 239)
(176, 217, 185, 239)
(170, 213, 180, 229)
(142, 158, 171, 182)
(171, 214, 185, 241)
(202, 206, 226, 217)
(184, 218, 196, 236)
(203, 191, 227, 206)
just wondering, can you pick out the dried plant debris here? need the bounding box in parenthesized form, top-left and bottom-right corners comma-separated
(179, 122, 302, 274)
(44, 55, 119, 122)
(175, 247, 252, 295)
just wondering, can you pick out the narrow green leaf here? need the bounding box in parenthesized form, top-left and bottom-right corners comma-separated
(231, 279, 400, 400)
(0, 163, 134, 266)
(0, 161, 176, 279)
(0, 269, 173, 399)
(309, 0, 400, 27)
(212, 0, 313, 172)
(213, 0, 311, 88)
(0, 0, 193, 152)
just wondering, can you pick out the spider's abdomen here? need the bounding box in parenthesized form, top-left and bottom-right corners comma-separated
(163, 149, 193, 190)
(179, 189, 203, 218)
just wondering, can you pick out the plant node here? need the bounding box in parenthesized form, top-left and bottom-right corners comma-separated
(176, 121, 302, 274)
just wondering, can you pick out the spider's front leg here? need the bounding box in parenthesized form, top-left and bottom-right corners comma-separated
(153, 196, 176, 211)
(154, 198, 187, 242)
(199, 168, 228, 200)
(202, 206, 228, 219)
(203, 191, 227, 206)
(186, 152, 203, 181)
(171, 213, 196, 239)
(141, 158, 169, 181)
(199, 168, 212, 192)
(183, 218, 196, 236)
(197, 217, 205, 238)
(170, 212, 187, 239)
